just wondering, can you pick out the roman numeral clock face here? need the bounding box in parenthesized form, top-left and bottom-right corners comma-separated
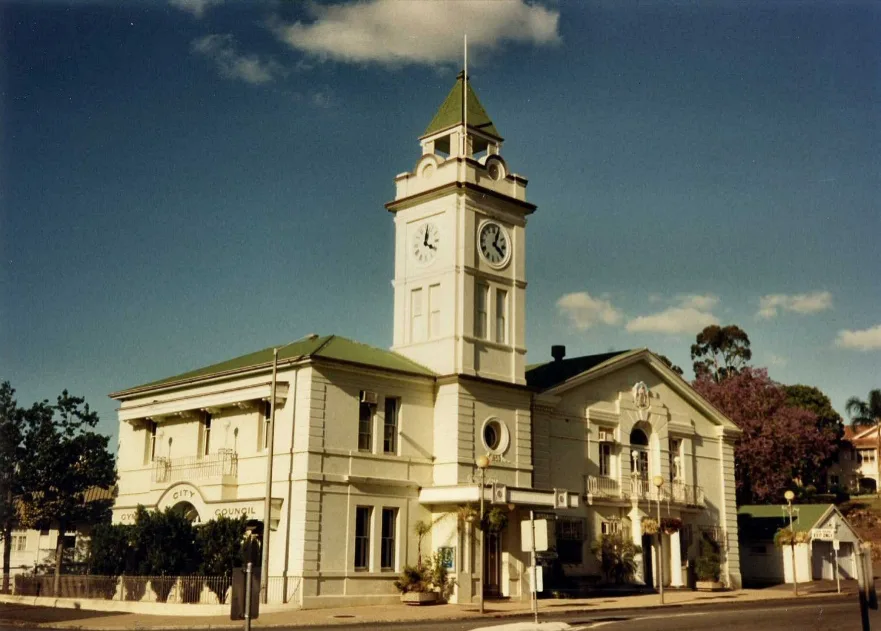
(479, 221, 510, 267)
(412, 222, 439, 265)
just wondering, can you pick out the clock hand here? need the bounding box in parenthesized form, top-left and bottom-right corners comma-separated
(423, 229, 429, 247)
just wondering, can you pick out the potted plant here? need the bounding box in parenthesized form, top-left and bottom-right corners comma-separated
(773, 527, 811, 547)
(394, 552, 456, 605)
(641, 518, 659, 536)
(694, 536, 724, 591)
(590, 534, 638, 584)
(395, 564, 438, 604)
(481, 506, 509, 533)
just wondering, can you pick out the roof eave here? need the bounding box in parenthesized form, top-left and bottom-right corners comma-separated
(109, 356, 311, 400)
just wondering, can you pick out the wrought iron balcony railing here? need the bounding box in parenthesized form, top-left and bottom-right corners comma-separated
(586, 475, 705, 507)
(152, 448, 237, 484)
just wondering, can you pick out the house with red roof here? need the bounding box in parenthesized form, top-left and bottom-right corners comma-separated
(827, 425, 880, 493)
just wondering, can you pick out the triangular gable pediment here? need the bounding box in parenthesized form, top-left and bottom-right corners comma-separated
(851, 424, 879, 442)
(539, 349, 741, 435)
(814, 505, 863, 543)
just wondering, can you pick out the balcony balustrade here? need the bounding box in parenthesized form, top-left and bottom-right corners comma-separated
(586, 475, 705, 507)
(152, 448, 238, 484)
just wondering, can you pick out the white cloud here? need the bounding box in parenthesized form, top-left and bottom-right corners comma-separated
(836, 324, 881, 351)
(274, 0, 561, 65)
(170, 0, 222, 19)
(625, 294, 720, 335)
(191, 35, 284, 85)
(766, 353, 788, 367)
(757, 291, 832, 319)
(626, 307, 719, 335)
(557, 292, 623, 331)
(677, 294, 719, 311)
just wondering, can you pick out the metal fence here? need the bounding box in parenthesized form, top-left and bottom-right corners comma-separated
(152, 448, 238, 483)
(264, 576, 302, 604)
(12, 574, 300, 605)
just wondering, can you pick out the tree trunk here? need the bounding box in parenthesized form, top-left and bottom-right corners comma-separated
(53, 524, 65, 597)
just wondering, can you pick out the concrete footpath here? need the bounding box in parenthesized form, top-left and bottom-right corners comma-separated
(0, 581, 856, 630)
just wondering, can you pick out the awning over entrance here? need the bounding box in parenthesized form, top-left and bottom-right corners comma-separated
(419, 484, 580, 509)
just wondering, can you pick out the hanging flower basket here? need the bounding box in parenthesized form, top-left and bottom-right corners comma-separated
(774, 527, 811, 547)
(641, 518, 659, 535)
(661, 517, 683, 534)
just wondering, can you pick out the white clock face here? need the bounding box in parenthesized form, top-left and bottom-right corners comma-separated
(478, 221, 510, 267)
(412, 222, 439, 264)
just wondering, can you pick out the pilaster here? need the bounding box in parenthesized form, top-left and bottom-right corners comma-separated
(718, 428, 742, 589)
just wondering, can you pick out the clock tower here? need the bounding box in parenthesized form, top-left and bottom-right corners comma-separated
(387, 72, 535, 384)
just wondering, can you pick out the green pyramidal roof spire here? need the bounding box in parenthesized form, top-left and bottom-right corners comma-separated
(422, 71, 501, 139)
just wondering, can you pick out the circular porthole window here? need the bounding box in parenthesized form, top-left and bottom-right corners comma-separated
(481, 417, 510, 455)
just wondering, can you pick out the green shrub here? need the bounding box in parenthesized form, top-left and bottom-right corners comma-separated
(590, 534, 637, 584)
(695, 535, 721, 581)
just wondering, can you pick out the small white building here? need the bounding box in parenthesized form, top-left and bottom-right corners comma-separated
(110, 72, 742, 608)
(738, 504, 861, 585)
(6, 487, 115, 578)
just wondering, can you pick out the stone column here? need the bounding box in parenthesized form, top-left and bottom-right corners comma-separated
(458, 520, 474, 603)
(628, 504, 644, 584)
(718, 428, 742, 589)
(670, 530, 683, 587)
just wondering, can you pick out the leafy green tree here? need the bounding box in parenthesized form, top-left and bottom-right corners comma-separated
(785, 385, 844, 437)
(784, 384, 845, 486)
(846, 389, 881, 494)
(694, 368, 835, 504)
(17, 391, 117, 595)
(197, 515, 246, 602)
(87, 522, 134, 576)
(657, 354, 684, 376)
(130, 506, 200, 576)
(690, 325, 752, 382)
(0, 382, 24, 594)
(130, 506, 200, 601)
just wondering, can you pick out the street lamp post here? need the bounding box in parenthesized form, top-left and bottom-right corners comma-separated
(261, 337, 307, 604)
(652, 475, 665, 605)
(784, 490, 798, 596)
(476, 454, 490, 614)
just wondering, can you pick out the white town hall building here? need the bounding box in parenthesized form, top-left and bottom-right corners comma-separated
(110, 73, 742, 608)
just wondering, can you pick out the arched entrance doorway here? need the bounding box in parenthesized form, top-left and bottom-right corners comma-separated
(171, 501, 201, 523)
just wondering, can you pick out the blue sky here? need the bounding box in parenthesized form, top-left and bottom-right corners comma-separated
(3, 0, 879, 441)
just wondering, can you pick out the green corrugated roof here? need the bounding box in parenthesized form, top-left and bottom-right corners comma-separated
(738, 504, 832, 535)
(113, 334, 435, 396)
(423, 71, 500, 139)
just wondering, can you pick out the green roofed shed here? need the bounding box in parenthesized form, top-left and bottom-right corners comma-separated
(738, 504, 834, 538)
(423, 71, 501, 140)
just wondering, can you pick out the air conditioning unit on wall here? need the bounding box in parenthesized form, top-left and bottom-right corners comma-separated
(360, 390, 378, 405)
(597, 428, 615, 443)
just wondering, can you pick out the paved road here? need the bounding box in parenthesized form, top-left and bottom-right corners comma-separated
(286, 599, 881, 631)
(1, 597, 877, 631)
